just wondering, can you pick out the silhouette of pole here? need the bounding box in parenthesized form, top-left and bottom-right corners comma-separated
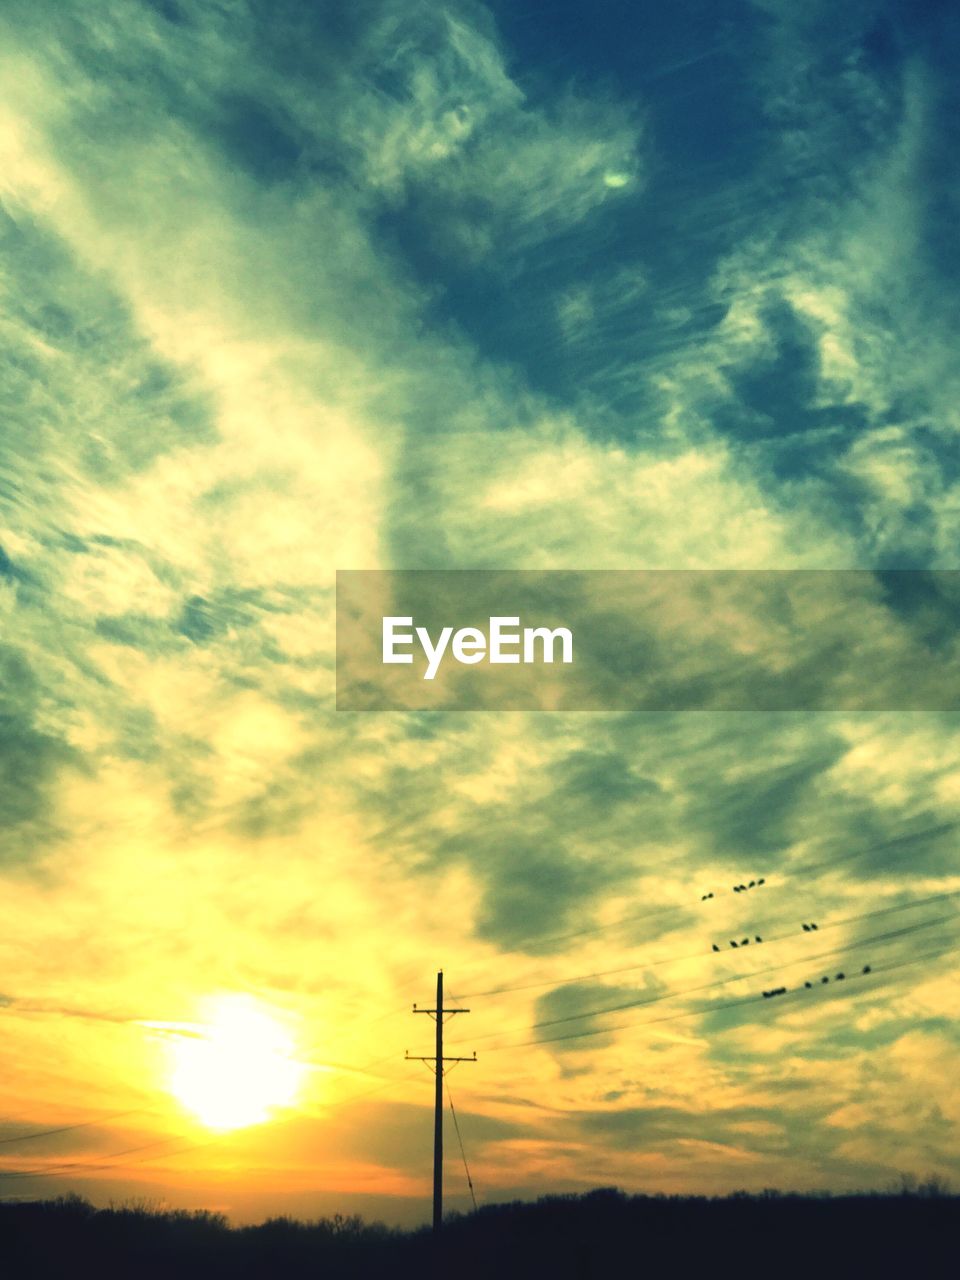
(433, 970, 443, 1232)
(407, 970, 475, 1235)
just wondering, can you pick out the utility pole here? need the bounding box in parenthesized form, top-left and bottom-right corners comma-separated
(406, 971, 475, 1234)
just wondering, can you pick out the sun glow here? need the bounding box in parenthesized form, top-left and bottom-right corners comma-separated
(166, 996, 305, 1131)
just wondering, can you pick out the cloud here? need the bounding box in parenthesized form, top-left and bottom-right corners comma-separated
(0, 0, 957, 1216)
(0, 630, 84, 867)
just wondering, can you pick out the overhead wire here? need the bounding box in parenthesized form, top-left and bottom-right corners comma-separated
(6, 825, 952, 1065)
(6, 940, 953, 1186)
(446, 1080, 478, 1212)
(453, 913, 958, 1048)
(4, 939, 957, 1191)
(0, 1110, 143, 1146)
(447, 819, 959, 996)
(3, 822, 956, 1192)
(0, 1071, 424, 1185)
(452, 887, 960, 1001)
(479, 938, 960, 1053)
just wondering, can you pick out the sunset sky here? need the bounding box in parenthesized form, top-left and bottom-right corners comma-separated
(1, 0, 959, 1226)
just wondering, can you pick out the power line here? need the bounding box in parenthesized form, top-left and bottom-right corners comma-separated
(0, 1132, 200, 1182)
(0, 1075, 426, 1184)
(4, 937, 956, 1193)
(446, 1080, 477, 1212)
(453, 887, 960, 1000)
(3, 825, 955, 1198)
(6, 825, 951, 1057)
(1, 1001, 418, 1098)
(448, 819, 958, 989)
(481, 938, 959, 1053)
(799, 820, 958, 878)
(0, 1109, 143, 1146)
(461, 915, 956, 1048)
(298, 1048, 403, 1081)
(3, 971, 426, 1055)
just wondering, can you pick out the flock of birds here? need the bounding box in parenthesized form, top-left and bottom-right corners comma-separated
(701, 879, 766, 902)
(760, 970, 870, 997)
(700, 877, 879, 1006)
(804, 966, 872, 988)
(711, 921, 821, 949)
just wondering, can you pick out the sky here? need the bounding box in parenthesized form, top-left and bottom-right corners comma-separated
(1, 0, 959, 1227)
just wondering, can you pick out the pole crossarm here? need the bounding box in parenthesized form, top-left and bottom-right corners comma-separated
(405, 1051, 477, 1068)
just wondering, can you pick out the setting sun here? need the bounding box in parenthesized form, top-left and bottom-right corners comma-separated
(166, 996, 305, 1131)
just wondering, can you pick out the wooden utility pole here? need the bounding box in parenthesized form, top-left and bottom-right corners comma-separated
(407, 971, 475, 1234)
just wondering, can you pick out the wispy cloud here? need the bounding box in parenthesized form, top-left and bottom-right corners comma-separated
(0, 0, 957, 1219)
